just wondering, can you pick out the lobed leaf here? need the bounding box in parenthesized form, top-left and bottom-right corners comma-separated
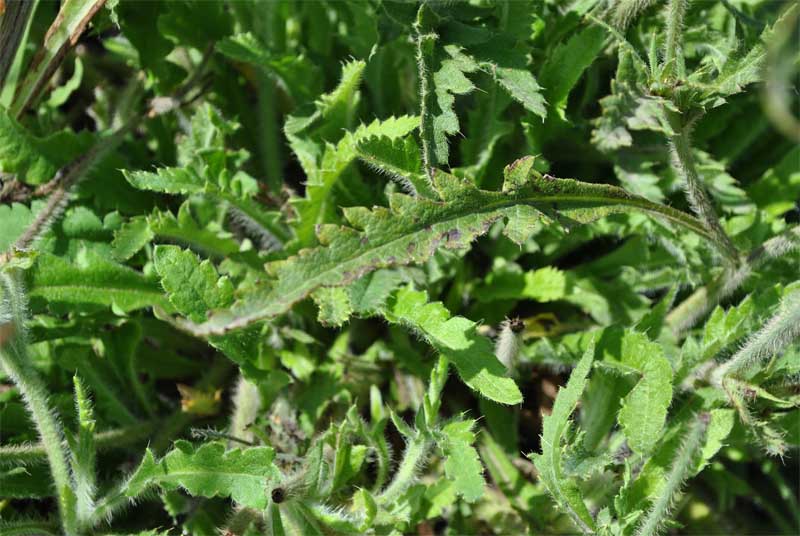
(125, 441, 281, 510)
(384, 286, 522, 405)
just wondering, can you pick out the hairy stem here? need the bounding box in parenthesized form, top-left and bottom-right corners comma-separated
(711, 291, 800, 385)
(667, 225, 800, 333)
(663, 0, 687, 78)
(0, 272, 77, 535)
(414, 10, 437, 180)
(668, 116, 739, 263)
(377, 433, 431, 506)
(228, 374, 261, 447)
(0, 419, 160, 466)
(635, 413, 709, 536)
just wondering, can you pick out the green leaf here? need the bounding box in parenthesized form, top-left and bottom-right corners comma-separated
(112, 216, 154, 262)
(153, 245, 234, 323)
(0, 111, 93, 185)
(384, 287, 522, 405)
(285, 59, 418, 246)
(599, 330, 673, 454)
(125, 441, 281, 509)
(539, 25, 607, 120)
(311, 287, 352, 328)
(530, 340, 596, 533)
(194, 159, 714, 336)
(355, 135, 436, 198)
(423, 44, 480, 166)
(27, 249, 172, 314)
(440, 419, 485, 502)
(10, 0, 106, 116)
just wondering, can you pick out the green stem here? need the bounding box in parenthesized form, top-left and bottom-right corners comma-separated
(668, 115, 739, 263)
(0, 419, 160, 466)
(666, 225, 800, 333)
(664, 0, 687, 78)
(414, 8, 438, 180)
(377, 433, 430, 505)
(0, 272, 77, 535)
(635, 414, 709, 536)
(711, 291, 800, 385)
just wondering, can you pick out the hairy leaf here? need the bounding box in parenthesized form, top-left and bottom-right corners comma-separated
(126, 441, 281, 509)
(530, 339, 596, 533)
(384, 286, 522, 405)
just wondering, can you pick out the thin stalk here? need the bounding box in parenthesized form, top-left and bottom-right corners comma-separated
(667, 225, 800, 333)
(0, 419, 160, 466)
(635, 413, 709, 536)
(668, 116, 739, 264)
(228, 374, 261, 447)
(414, 12, 437, 181)
(377, 433, 431, 506)
(0, 272, 77, 535)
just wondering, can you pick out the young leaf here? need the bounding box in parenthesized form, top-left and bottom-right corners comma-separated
(384, 286, 522, 405)
(125, 441, 281, 510)
(440, 419, 485, 502)
(153, 245, 235, 324)
(530, 339, 596, 533)
(539, 24, 607, 120)
(610, 331, 674, 454)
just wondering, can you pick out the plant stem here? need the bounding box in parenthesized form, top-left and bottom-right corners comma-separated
(635, 413, 709, 536)
(668, 116, 739, 264)
(0, 272, 77, 535)
(414, 7, 438, 181)
(667, 225, 800, 333)
(711, 291, 800, 385)
(377, 433, 430, 506)
(0, 419, 160, 466)
(664, 0, 687, 78)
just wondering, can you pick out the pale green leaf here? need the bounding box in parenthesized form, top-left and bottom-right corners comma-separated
(153, 245, 234, 323)
(440, 420, 484, 502)
(112, 216, 154, 262)
(384, 286, 522, 405)
(530, 340, 596, 533)
(126, 441, 281, 509)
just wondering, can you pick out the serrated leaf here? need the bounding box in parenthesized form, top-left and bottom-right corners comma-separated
(153, 245, 234, 323)
(195, 159, 713, 335)
(311, 286, 352, 327)
(602, 330, 673, 454)
(286, 60, 418, 246)
(384, 287, 522, 405)
(539, 25, 607, 120)
(126, 441, 281, 509)
(530, 339, 596, 533)
(440, 420, 485, 502)
(355, 135, 436, 198)
(112, 216, 154, 261)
